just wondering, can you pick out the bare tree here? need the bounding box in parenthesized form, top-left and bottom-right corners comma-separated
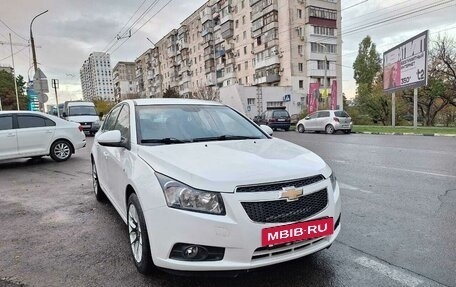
(191, 85, 219, 101)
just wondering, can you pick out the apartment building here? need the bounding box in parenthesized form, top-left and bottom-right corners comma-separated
(80, 52, 114, 101)
(112, 61, 137, 101)
(137, 0, 342, 110)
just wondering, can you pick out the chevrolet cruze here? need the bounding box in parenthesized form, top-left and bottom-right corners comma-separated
(91, 99, 341, 274)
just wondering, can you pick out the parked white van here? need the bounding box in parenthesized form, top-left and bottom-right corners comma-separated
(63, 101, 101, 135)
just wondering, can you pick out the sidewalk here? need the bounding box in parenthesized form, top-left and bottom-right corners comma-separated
(352, 131, 456, 137)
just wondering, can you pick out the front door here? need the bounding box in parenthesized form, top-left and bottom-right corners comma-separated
(0, 115, 18, 160)
(16, 115, 55, 157)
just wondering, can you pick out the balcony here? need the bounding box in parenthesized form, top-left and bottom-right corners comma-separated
(249, 0, 262, 6)
(201, 7, 213, 24)
(135, 69, 143, 78)
(206, 72, 217, 86)
(263, 2, 278, 15)
(220, 14, 233, 24)
(180, 41, 189, 50)
(215, 49, 225, 58)
(222, 71, 235, 82)
(168, 49, 177, 58)
(262, 21, 279, 34)
(202, 40, 214, 49)
(204, 53, 215, 61)
(147, 71, 154, 80)
(179, 74, 191, 86)
(180, 86, 191, 96)
(254, 73, 280, 85)
(205, 66, 215, 74)
(255, 55, 280, 70)
(201, 27, 213, 37)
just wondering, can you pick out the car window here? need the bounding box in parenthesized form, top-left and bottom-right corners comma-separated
(17, 116, 46, 128)
(317, 111, 330, 118)
(334, 111, 350, 117)
(45, 119, 56, 126)
(0, 116, 13, 130)
(307, 113, 317, 119)
(103, 106, 122, 131)
(272, 110, 289, 118)
(114, 105, 130, 142)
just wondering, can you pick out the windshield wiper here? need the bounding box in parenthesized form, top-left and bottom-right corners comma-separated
(191, 135, 262, 143)
(141, 138, 190, 144)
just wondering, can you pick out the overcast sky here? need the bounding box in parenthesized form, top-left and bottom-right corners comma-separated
(0, 0, 455, 105)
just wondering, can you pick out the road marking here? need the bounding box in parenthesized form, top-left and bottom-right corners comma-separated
(375, 166, 456, 179)
(355, 257, 423, 287)
(339, 182, 373, 194)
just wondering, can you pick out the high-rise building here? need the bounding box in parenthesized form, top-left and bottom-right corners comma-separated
(137, 0, 342, 109)
(0, 66, 14, 74)
(80, 52, 114, 101)
(112, 61, 137, 101)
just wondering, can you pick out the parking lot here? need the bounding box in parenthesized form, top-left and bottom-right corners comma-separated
(0, 133, 455, 287)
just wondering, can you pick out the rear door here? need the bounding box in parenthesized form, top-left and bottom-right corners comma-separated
(316, 111, 331, 131)
(0, 114, 18, 160)
(16, 115, 56, 157)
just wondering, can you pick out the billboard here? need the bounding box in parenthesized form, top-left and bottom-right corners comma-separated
(330, 80, 337, 110)
(383, 30, 428, 93)
(308, 83, 320, 114)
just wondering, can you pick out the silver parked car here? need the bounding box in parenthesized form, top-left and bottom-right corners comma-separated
(296, 110, 353, 134)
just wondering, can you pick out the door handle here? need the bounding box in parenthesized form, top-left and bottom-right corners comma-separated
(45, 130, 53, 134)
(103, 152, 109, 157)
(7, 133, 16, 137)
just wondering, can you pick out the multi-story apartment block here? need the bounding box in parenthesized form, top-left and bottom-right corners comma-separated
(80, 52, 114, 101)
(136, 0, 342, 110)
(135, 47, 163, 98)
(112, 61, 137, 101)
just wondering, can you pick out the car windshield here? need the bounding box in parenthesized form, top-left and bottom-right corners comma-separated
(273, 110, 289, 117)
(69, 106, 97, 116)
(137, 105, 267, 145)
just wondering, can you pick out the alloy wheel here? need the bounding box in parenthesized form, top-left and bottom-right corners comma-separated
(128, 204, 143, 263)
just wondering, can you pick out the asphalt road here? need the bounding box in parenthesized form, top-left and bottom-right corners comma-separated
(0, 133, 454, 287)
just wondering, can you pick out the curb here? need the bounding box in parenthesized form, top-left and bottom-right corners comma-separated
(352, 131, 456, 137)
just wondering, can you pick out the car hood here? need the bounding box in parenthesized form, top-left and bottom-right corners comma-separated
(137, 138, 330, 193)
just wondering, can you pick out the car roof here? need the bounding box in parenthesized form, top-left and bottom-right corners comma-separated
(0, 111, 48, 115)
(129, 98, 224, 106)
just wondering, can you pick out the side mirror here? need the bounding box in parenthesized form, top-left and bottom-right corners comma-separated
(97, 130, 122, 147)
(260, 125, 273, 136)
(62, 112, 67, 118)
(99, 112, 104, 119)
(305, 116, 310, 120)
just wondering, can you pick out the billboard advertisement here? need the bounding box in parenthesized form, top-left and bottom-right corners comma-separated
(330, 80, 337, 110)
(383, 30, 428, 93)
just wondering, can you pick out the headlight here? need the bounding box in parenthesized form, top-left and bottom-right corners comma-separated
(329, 172, 337, 192)
(156, 173, 225, 215)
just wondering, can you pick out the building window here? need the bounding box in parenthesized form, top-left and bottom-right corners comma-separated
(241, 0, 245, 9)
(244, 61, 248, 69)
(237, 64, 241, 71)
(235, 20, 239, 28)
(267, 101, 283, 107)
(242, 16, 246, 24)
(313, 26, 336, 36)
(309, 7, 337, 20)
(244, 46, 247, 55)
(298, 45, 303, 55)
(239, 78, 242, 84)
(297, 9, 302, 19)
(311, 43, 337, 54)
(243, 31, 247, 39)
(299, 80, 304, 89)
(247, 98, 255, 105)
(317, 60, 330, 70)
(298, 63, 303, 72)
(245, 76, 249, 84)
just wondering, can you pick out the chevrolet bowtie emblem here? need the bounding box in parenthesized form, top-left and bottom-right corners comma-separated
(280, 186, 303, 202)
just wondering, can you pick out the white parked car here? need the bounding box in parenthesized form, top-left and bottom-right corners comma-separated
(91, 99, 341, 274)
(296, 110, 353, 134)
(0, 111, 86, 162)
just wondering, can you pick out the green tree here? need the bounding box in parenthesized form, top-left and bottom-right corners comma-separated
(353, 36, 382, 91)
(163, 87, 180, 98)
(401, 36, 456, 126)
(93, 99, 115, 118)
(0, 71, 28, 110)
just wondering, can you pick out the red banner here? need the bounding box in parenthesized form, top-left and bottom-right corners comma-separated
(330, 80, 337, 110)
(308, 83, 320, 114)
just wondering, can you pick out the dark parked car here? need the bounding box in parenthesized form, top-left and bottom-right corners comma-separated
(255, 108, 291, 131)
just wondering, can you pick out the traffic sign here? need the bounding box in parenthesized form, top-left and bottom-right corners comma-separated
(37, 93, 48, 104)
(283, 94, 291, 102)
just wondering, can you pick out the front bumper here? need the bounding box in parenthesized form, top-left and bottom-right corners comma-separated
(144, 180, 341, 271)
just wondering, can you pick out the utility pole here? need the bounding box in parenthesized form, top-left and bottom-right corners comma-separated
(30, 10, 49, 112)
(9, 34, 20, 110)
(52, 79, 60, 117)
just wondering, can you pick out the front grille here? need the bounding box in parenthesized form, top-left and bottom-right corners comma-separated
(251, 237, 326, 261)
(236, 175, 325, 193)
(241, 189, 328, 223)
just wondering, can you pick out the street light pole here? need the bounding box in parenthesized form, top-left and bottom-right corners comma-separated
(30, 10, 49, 112)
(317, 42, 329, 108)
(9, 33, 20, 110)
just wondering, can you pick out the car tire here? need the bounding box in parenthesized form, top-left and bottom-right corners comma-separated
(127, 193, 155, 275)
(50, 140, 72, 162)
(325, 125, 335, 134)
(344, 129, 351, 134)
(297, 124, 305, 133)
(284, 127, 290, 131)
(92, 161, 106, 202)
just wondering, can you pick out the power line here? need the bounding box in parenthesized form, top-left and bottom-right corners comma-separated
(0, 46, 28, 62)
(104, 0, 162, 53)
(0, 18, 28, 42)
(110, 0, 175, 55)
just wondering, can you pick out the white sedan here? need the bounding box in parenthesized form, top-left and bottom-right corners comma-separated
(91, 99, 341, 274)
(0, 111, 86, 162)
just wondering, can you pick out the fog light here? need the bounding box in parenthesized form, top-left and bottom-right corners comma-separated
(170, 243, 225, 261)
(184, 246, 200, 259)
